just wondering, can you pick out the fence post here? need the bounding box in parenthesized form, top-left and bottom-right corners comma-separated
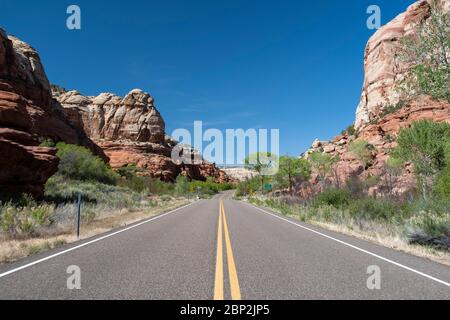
(76, 192, 81, 239)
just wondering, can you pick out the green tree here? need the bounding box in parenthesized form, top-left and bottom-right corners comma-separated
(308, 152, 338, 190)
(434, 141, 450, 200)
(383, 156, 404, 197)
(174, 175, 190, 196)
(244, 152, 277, 193)
(348, 140, 374, 170)
(276, 156, 311, 193)
(398, 0, 450, 101)
(55, 142, 118, 185)
(392, 120, 450, 199)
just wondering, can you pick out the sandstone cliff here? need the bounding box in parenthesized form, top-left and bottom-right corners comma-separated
(54, 88, 232, 183)
(0, 29, 106, 196)
(355, 0, 449, 128)
(0, 28, 231, 196)
(302, 0, 450, 197)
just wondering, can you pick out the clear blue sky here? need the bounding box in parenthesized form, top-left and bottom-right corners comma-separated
(0, 0, 414, 158)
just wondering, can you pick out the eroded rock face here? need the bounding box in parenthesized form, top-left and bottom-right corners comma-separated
(354, 0, 448, 129)
(55, 89, 165, 144)
(55, 89, 233, 183)
(0, 29, 106, 196)
(302, 0, 450, 198)
(304, 96, 450, 197)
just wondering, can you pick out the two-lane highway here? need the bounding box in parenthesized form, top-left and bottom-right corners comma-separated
(0, 192, 449, 299)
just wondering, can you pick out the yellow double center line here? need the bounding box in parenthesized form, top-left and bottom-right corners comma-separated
(214, 199, 241, 300)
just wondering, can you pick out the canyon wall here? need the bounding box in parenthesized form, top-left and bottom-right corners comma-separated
(0, 28, 231, 196)
(355, 0, 449, 129)
(302, 0, 450, 197)
(0, 29, 106, 196)
(54, 88, 231, 183)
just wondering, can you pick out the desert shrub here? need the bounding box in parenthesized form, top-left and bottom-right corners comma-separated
(405, 207, 450, 251)
(81, 206, 96, 224)
(363, 175, 380, 189)
(434, 142, 450, 200)
(342, 124, 357, 136)
(119, 175, 147, 193)
(0, 201, 55, 238)
(116, 164, 139, 179)
(347, 197, 398, 221)
(397, 0, 450, 101)
(55, 142, 119, 185)
(434, 167, 450, 200)
(313, 188, 352, 208)
(174, 176, 190, 196)
(392, 120, 450, 199)
(406, 212, 450, 238)
(379, 101, 405, 118)
(148, 178, 175, 195)
(44, 176, 145, 209)
(348, 140, 374, 169)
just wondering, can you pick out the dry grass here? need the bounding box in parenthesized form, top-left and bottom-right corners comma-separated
(303, 219, 450, 266)
(0, 198, 192, 264)
(246, 199, 450, 266)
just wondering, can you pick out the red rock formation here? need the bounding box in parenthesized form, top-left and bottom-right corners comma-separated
(302, 0, 450, 197)
(0, 29, 106, 196)
(0, 26, 231, 195)
(355, 0, 448, 128)
(54, 89, 233, 183)
(304, 96, 449, 196)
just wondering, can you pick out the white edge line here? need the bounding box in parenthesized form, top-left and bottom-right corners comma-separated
(243, 202, 450, 288)
(0, 202, 197, 279)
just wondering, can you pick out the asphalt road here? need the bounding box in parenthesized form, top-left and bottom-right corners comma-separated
(0, 191, 449, 300)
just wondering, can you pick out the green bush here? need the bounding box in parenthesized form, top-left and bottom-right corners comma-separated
(347, 197, 398, 221)
(342, 124, 357, 136)
(116, 164, 139, 180)
(55, 142, 119, 185)
(0, 201, 54, 238)
(313, 189, 351, 208)
(44, 176, 144, 209)
(174, 176, 190, 196)
(119, 176, 147, 193)
(434, 167, 450, 200)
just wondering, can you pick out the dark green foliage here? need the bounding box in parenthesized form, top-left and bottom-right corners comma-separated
(342, 124, 357, 136)
(392, 120, 450, 189)
(55, 142, 119, 185)
(313, 188, 352, 208)
(347, 197, 398, 221)
(398, 0, 450, 101)
(275, 156, 311, 192)
(379, 101, 405, 119)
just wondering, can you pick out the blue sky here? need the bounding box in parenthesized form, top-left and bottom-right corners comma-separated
(0, 0, 415, 160)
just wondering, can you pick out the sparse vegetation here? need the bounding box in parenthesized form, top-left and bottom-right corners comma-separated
(392, 120, 450, 199)
(237, 120, 450, 258)
(342, 124, 357, 136)
(397, 0, 450, 102)
(54, 142, 119, 185)
(348, 140, 374, 170)
(0, 142, 234, 263)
